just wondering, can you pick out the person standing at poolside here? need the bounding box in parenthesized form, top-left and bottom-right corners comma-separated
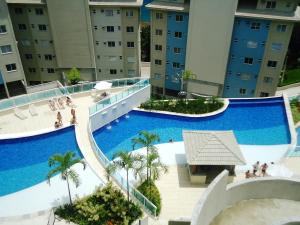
(71, 108, 76, 117)
(57, 111, 62, 126)
(261, 163, 268, 177)
(252, 161, 260, 176)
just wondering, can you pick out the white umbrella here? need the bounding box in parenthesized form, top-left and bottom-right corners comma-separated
(268, 164, 293, 178)
(94, 81, 112, 90)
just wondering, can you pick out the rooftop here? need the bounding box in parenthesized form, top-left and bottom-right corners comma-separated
(89, 0, 143, 7)
(146, 0, 189, 12)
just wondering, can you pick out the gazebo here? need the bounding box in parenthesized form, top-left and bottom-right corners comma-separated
(183, 130, 246, 184)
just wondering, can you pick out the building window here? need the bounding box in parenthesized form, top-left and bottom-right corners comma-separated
(92, 9, 96, 14)
(126, 10, 133, 17)
(38, 24, 47, 31)
(45, 54, 53, 60)
(277, 24, 287, 32)
(105, 10, 113, 16)
(117, 10, 120, 14)
(154, 73, 161, 80)
(244, 57, 253, 65)
(118, 26, 121, 31)
(126, 26, 134, 32)
(271, 43, 283, 51)
(110, 69, 117, 75)
(250, 22, 260, 30)
(266, 1, 276, 9)
(0, 25, 7, 34)
(174, 47, 181, 54)
(173, 62, 180, 68)
(25, 53, 33, 59)
(155, 29, 162, 36)
(28, 68, 36, 73)
(14, 8, 23, 14)
(127, 42, 134, 48)
(108, 41, 115, 47)
(107, 26, 114, 32)
(260, 92, 269, 97)
(6, 63, 17, 72)
(35, 8, 43, 15)
(239, 88, 246, 95)
(263, 76, 273, 83)
(175, 15, 183, 21)
(156, 12, 163, 19)
(0, 45, 12, 54)
(267, 60, 277, 68)
(247, 41, 258, 48)
(20, 40, 31, 46)
(155, 44, 162, 51)
(47, 68, 55, 73)
(18, 24, 27, 31)
(174, 31, 182, 38)
(241, 74, 251, 80)
(155, 59, 162, 65)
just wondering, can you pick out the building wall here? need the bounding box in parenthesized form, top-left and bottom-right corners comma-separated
(223, 18, 270, 98)
(256, 0, 298, 12)
(0, 0, 25, 86)
(165, 11, 189, 92)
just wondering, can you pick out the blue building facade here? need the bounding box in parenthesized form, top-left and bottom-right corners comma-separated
(165, 11, 189, 92)
(223, 18, 270, 98)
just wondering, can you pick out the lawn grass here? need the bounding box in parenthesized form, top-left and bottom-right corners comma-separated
(291, 105, 300, 124)
(279, 69, 300, 86)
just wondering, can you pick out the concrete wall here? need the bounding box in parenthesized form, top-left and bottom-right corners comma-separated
(185, 0, 238, 96)
(190, 171, 300, 225)
(256, 0, 298, 13)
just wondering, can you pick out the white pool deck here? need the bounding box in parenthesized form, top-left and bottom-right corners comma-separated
(0, 89, 300, 225)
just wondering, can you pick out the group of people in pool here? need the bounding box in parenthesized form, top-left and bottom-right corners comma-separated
(245, 161, 270, 178)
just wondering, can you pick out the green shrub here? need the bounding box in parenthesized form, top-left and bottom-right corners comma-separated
(137, 180, 161, 215)
(67, 67, 81, 85)
(55, 182, 143, 225)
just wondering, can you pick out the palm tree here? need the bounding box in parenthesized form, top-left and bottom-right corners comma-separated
(47, 151, 86, 205)
(105, 163, 117, 182)
(132, 131, 160, 183)
(113, 151, 141, 201)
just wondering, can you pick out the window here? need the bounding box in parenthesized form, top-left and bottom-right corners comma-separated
(35, 8, 43, 15)
(127, 42, 134, 48)
(155, 59, 162, 65)
(14, 8, 23, 14)
(250, 22, 260, 30)
(155, 29, 162, 36)
(263, 76, 273, 83)
(126, 26, 134, 32)
(105, 10, 113, 16)
(239, 88, 246, 95)
(107, 26, 114, 32)
(267, 60, 277, 68)
(175, 15, 183, 21)
(117, 10, 120, 14)
(38, 24, 47, 31)
(108, 56, 117, 61)
(108, 41, 115, 47)
(126, 10, 133, 17)
(154, 73, 161, 80)
(260, 92, 269, 97)
(271, 43, 283, 51)
(241, 74, 251, 80)
(173, 62, 180, 68)
(25, 53, 33, 59)
(128, 70, 135, 76)
(0, 25, 7, 34)
(174, 47, 181, 54)
(266, 1, 276, 9)
(247, 41, 258, 48)
(45, 54, 52, 60)
(244, 57, 253, 65)
(127, 57, 136, 63)
(92, 9, 96, 14)
(118, 26, 121, 31)
(47, 68, 55, 73)
(18, 24, 27, 31)
(174, 32, 182, 38)
(94, 26, 98, 30)
(20, 40, 31, 46)
(277, 24, 287, 32)
(110, 69, 117, 75)
(155, 44, 162, 51)
(156, 12, 163, 19)
(0, 45, 12, 54)
(6, 63, 17, 72)
(28, 68, 36, 73)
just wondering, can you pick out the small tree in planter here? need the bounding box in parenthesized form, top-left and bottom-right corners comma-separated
(67, 67, 81, 85)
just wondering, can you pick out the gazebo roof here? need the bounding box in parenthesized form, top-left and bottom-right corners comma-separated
(183, 130, 246, 166)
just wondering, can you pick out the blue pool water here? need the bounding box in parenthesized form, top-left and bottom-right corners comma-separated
(0, 126, 81, 196)
(93, 97, 291, 159)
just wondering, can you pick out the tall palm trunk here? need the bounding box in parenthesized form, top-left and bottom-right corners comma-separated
(146, 147, 149, 183)
(126, 169, 129, 202)
(149, 168, 152, 199)
(66, 175, 72, 205)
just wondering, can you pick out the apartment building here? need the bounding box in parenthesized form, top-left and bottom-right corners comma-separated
(4, 0, 142, 86)
(0, 0, 26, 98)
(148, 0, 300, 98)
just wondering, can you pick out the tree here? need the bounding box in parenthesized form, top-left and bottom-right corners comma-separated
(47, 151, 86, 205)
(67, 67, 81, 85)
(132, 131, 160, 183)
(180, 70, 196, 91)
(105, 163, 117, 182)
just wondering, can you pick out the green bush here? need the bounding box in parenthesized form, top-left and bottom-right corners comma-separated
(67, 67, 81, 85)
(137, 180, 161, 215)
(55, 182, 143, 225)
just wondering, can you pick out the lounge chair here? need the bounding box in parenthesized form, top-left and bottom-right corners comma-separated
(29, 104, 38, 116)
(14, 108, 27, 120)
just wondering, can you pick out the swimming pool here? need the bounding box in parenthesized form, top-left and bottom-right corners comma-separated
(93, 97, 291, 159)
(0, 126, 81, 196)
